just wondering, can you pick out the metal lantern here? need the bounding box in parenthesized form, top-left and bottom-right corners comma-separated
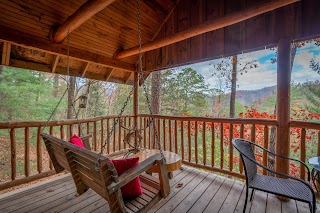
(79, 95, 87, 108)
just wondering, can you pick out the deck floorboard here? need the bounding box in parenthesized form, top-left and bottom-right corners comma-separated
(0, 166, 314, 213)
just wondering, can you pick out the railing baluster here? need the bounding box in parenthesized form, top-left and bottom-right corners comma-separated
(203, 122, 206, 166)
(86, 122, 90, 134)
(113, 118, 116, 152)
(263, 125, 269, 175)
(60, 125, 64, 140)
(78, 123, 81, 136)
(37, 127, 42, 173)
(69, 124, 73, 138)
(211, 122, 215, 167)
(163, 119, 166, 151)
(25, 127, 30, 176)
(93, 122, 97, 151)
(100, 120, 104, 151)
(144, 118, 146, 148)
(251, 124, 256, 143)
(239, 124, 244, 174)
(149, 119, 151, 149)
(195, 121, 198, 164)
(107, 119, 110, 154)
(10, 128, 16, 180)
(140, 116, 143, 148)
(49, 126, 53, 170)
(300, 128, 306, 180)
(181, 121, 184, 161)
(220, 123, 224, 169)
(118, 119, 121, 150)
(174, 120, 178, 154)
(188, 121, 191, 162)
(229, 124, 234, 171)
(123, 117, 127, 149)
(317, 130, 320, 156)
(169, 120, 172, 152)
(158, 119, 161, 149)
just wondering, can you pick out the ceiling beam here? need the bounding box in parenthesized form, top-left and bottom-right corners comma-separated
(115, 0, 299, 59)
(0, 26, 135, 72)
(49, 0, 116, 43)
(51, 55, 59, 73)
(1, 42, 11, 66)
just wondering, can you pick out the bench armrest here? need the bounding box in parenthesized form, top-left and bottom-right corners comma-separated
(107, 153, 163, 194)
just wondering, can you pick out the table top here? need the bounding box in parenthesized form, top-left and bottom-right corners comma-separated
(133, 149, 182, 173)
(308, 156, 320, 171)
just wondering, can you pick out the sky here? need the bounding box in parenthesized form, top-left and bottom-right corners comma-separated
(180, 41, 320, 91)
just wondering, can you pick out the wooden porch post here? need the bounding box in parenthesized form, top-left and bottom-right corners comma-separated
(133, 72, 139, 148)
(276, 38, 291, 175)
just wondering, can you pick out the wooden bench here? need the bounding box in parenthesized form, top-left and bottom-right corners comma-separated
(41, 133, 170, 213)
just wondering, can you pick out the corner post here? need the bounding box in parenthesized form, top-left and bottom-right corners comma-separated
(133, 71, 139, 148)
(276, 38, 291, 175)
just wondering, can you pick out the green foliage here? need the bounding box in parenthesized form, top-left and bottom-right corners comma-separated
(161, 68, 210, 116)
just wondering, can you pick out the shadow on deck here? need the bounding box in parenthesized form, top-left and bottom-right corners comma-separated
(0, 166, 314, 213)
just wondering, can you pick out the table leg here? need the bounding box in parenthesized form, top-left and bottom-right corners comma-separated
(311, 168, 319, 193)
(168, 172, 173, 179)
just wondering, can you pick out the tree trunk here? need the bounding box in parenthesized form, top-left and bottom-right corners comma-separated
(53, 74, 59, 98)
(67, 76, 76, 119)
(151, 71, 161, 148)
(151, 71, 161, 114)
(229, 56, 237, 118)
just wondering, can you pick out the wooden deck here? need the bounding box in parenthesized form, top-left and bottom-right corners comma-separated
(0, 166, 315, 213)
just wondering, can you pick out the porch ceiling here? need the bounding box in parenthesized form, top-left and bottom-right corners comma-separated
(0, 0, 320, 84)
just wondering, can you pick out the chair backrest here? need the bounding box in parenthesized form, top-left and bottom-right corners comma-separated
(41, 133, 126, 212)
(232, 138, 257, 183)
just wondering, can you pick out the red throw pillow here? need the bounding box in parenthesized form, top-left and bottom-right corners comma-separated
(69, 134, 85, 149)
(110, 157, 143, 198)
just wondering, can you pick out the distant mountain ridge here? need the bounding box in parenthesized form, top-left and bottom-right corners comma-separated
(226, 86, 276, 105)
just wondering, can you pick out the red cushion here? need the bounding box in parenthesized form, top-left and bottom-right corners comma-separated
(110, 157, 143, 198)
(69, 134, 85, 149)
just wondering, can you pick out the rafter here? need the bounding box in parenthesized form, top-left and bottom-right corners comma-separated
(49, 0, 116, 43)
(124, 72, 133, 84)
(115, 0, 299, 59)
(0, 26, 135, 72)
(105, 68, 113, 81)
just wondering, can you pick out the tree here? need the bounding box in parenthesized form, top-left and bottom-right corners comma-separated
(67, 76, 76, 119)
(161, 68, 210, 116)
(210, 55, 258, 118)
(151, 71, 161, 114)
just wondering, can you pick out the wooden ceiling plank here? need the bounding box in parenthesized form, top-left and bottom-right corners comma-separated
(115, 0, 300, 59)
(81, 62, 90, 77)
(0, 26, 136, 72)
(1, 42, 11, 66)
(51, 55, 59, 73)
(49, 0, 116, 43)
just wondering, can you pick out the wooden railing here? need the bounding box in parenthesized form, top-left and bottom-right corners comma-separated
(289, 121, 320, 180)
(139, 114, 278, 179)
(0, 115, 134, 191)
(1, 114, 319, 191)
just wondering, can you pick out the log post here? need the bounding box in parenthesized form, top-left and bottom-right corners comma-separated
(133, 72, 139, 148)
(276, 38, 291, 176)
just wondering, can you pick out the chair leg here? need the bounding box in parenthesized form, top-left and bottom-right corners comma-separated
(250, 189, 255, 201)
(243, 186, 249, 213)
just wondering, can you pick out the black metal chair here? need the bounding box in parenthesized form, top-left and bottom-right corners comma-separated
(232, 138, 316, 213)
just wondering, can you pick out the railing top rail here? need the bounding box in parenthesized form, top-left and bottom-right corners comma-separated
(0, 115, 134, 129)
(139, 114, 278, 126)
(289, 120, 320, 130)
